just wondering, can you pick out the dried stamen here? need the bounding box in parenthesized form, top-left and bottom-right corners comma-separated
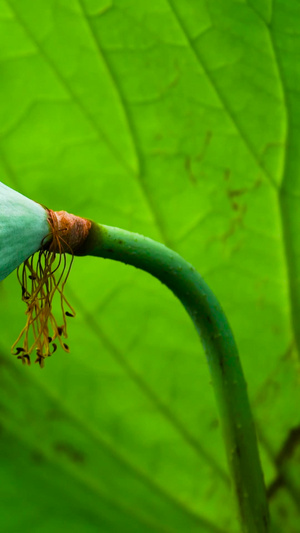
(11, 209, 90, 367)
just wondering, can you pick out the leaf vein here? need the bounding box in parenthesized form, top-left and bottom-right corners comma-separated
(76, 0, 173, 246)
(166, 0, 277, 190)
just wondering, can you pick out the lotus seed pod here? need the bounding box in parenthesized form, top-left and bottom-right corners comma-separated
(0, 181, 49, 281)
(0, 181, 88, 366)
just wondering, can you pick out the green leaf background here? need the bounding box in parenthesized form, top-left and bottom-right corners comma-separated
(1, 1, 300, 531)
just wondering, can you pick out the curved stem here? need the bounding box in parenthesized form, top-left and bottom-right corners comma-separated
(78, 222, 270, 533)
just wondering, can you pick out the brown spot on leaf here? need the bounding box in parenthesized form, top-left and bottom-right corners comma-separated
(185, 156, 197, 184)
(54, 441, 85, 463)
(196, 131, 212, 162)
(227, 188, 247, 198)
(224, 168, 231, 181)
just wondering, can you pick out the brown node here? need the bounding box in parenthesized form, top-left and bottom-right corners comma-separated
(46, 210, 91, 254)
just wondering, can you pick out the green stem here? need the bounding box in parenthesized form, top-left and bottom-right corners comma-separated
(78, 222, 270, 532)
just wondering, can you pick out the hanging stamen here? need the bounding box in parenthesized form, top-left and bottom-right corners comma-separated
(11, 209, 91, 367)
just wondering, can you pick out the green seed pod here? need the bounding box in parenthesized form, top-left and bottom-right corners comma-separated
(0, 181, 49, 281)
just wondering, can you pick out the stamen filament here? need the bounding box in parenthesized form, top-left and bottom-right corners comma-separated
(11, 212, 76, 367)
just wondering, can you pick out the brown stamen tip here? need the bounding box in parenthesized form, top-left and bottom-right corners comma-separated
(13, 347, 25, 355)
(35, 356, 45, 368)
(52, 343, 57, 354)
(22, 287, 29, 299)
(17, 354, 31, 365)
(47, 210, 91, 254)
